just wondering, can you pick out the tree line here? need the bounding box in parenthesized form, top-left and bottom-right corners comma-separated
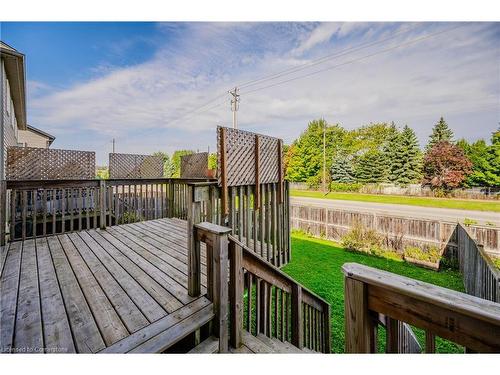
(284, 117, 500, 190)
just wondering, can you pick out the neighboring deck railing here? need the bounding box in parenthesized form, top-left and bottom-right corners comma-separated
(457, 224, 500, 303)
(2, 178, 208, 243)
(189, 221, 331, 353)
(343, 263, 500, 353)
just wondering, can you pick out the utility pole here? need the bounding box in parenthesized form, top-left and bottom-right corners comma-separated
(112, 138, 115, 153)
(229, 87, 240, 129)
(323, 120, 326, 194)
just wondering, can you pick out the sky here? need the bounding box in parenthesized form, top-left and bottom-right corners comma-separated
(1, 22, 499, 165)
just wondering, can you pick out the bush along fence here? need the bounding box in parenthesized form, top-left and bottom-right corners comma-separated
(290, 204, 499, 269)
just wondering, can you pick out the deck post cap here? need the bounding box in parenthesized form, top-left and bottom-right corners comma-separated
(194, 222, 232, 235)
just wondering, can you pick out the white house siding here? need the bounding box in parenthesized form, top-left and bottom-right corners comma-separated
(1, 59, 20, 179)
(18, 129, 50, 148)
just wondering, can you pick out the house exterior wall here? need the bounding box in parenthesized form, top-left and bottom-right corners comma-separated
(1, 59, 21, 179)
(18, 129, 51, 148)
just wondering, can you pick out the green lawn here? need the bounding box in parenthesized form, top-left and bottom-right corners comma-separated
(282, 233, 466, 353)
(291, 189, 500, 213)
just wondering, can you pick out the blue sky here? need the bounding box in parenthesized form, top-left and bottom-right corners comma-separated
(1, 22, 499, 165)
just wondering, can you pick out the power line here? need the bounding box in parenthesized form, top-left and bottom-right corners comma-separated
(240, 24, 465, 96)
(237, 23, 423, 90)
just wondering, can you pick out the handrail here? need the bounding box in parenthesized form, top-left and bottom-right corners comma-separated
(342, 262, 500, 353)
(229, 234, 331, 353)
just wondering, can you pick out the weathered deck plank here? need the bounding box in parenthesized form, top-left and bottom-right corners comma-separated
(0, 242, 22, 353)
(14, 239, 43, 353)
(35, 237, 75, 353)
(47, 236, 105, 353)
(62, 233, 149, 333)
(95, 228, 195, 305)
(57, 234, 128, 346)
(86, 229, 183, 313)
(3, 218, 216, 354)
(74, 231, 167, 322)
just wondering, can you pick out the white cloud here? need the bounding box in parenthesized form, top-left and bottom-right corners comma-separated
(28, 22, 499, 164)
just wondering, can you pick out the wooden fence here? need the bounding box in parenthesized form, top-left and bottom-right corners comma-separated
(290, 204, 500, 258)
(343, 263, 500, 353)
(457, 224, 500, 303)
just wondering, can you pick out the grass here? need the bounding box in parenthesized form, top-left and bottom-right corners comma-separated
(290, 189, 500, 212)
(282, 232, 466, 353)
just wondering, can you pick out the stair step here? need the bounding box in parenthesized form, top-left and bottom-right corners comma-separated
(101, 297, 213, 353)
(241, 331, 274, 353)
(256, 334, 304, 353)
(189, 336, 219, 354)
(301, 347, 319, 354)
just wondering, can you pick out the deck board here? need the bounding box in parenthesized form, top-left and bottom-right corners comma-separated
(14, 239, 43, 353)
(57, 234, 128, 346)
(0, 242, 22, 353)
(36, 237, 75, 353)
(1, 218, 212, 353)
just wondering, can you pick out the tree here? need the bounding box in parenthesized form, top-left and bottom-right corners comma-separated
(457, 139, 500, 186)
(354, 150, 387, 183)
(488, 127, 500, 187)
(426, 117, 454, 151)
(423, 141, 472, 190)
(388, 125, 422, 185)
(153, 151, 174, 177)
(331, 153, 355, 183)
(382, 122, 401, 183)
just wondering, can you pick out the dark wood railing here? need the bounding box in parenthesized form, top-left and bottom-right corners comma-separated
(2, 178, 211, 242)
(229, 235, 331, 352)
(457, 224, 500, 303)
(343, 263, 500, 353)
(189, 221, 331, 353)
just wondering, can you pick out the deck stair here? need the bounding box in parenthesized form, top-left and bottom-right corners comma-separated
(101, 297, 214, 353)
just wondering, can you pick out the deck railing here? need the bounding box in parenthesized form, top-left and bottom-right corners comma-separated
(1, 178, 211, 243)
(457, 224, 500, 303)
(228, 235, 331, 352)
(343, 263, 500, 353)
(189, 220, 331, 353)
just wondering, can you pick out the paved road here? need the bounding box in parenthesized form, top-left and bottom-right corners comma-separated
(291, 196, 500, 226)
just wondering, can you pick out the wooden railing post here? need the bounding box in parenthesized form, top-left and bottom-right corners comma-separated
(1, 180, 6, 245)
(344, 276, 376, 353)
(99, 180, 107, 230)
(324, 304, 332, 353)
(193, 222, 232, 353)
(291, 283, 303, 349)
(229, 239, 243, 348)
(188, 184, 201, 296)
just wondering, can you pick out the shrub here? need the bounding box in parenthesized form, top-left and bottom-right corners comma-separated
(117, 211, 142, 224)
(329, 182, 362, 192)
(306, 174, 323, 189)
(404, 246, 441, 263)
(341, 223, 402, 260)
(463, 218, 478, 226)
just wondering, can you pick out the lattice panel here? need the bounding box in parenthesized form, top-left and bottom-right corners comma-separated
(109, 153, 163, 179)
(181, 152, 209, 178)
(6, 146, 95, 180)
(217, 126, 281, 186)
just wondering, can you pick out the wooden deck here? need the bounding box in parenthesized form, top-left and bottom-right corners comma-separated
(0, 218, 213, 353)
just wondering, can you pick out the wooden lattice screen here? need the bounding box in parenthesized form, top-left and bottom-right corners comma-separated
(109, 153, 164, 179)
(6, 146, 95, 180)
(217, 126, 283, 213)
(180, 152, 209, 178)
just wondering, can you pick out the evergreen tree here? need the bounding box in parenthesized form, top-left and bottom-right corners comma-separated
(331, 153, 355, 183)
(390, 125, 422, 185)
(354, 150, 386, 183)
(382, 122, 401, 183)
(426, 117, 454, 151)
